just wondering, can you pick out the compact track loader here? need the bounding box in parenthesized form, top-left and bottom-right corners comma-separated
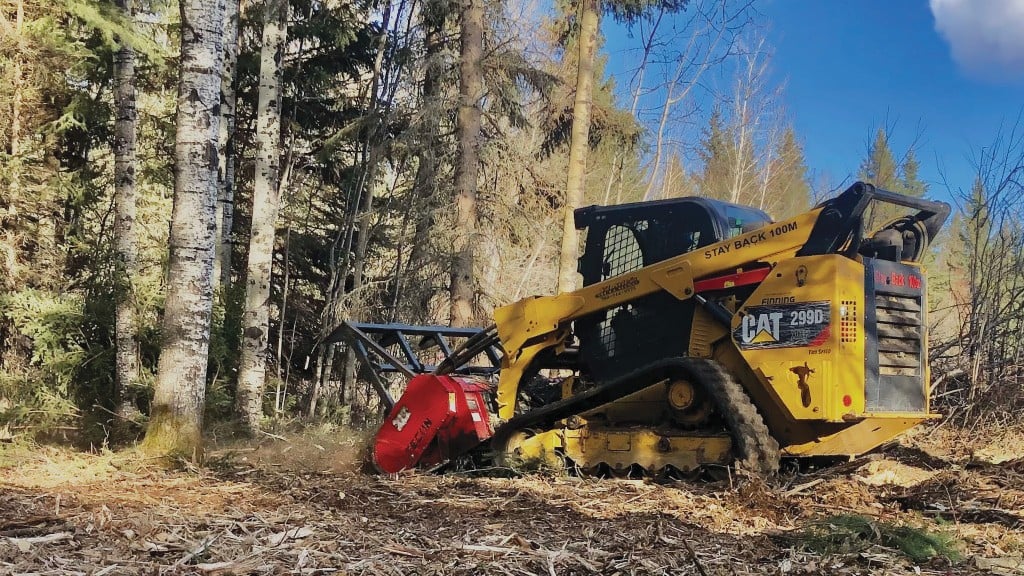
(334, 182, 950, 477)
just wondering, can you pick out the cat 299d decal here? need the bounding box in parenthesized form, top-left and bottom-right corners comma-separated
(734, 301, 831, 350)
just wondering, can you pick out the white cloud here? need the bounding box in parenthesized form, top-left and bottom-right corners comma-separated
(930, 0, 1024, 78)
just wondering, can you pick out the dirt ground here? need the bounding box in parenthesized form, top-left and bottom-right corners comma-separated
(1, 424, 1022, 575)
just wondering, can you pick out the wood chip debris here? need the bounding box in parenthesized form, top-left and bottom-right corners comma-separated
(0, 444, 1020, 575)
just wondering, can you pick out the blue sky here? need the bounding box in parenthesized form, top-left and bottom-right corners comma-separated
(600, 0, 1024, 206)
(761, 0, 1023, 203)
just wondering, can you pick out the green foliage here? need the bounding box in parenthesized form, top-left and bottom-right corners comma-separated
(605, 0, 688, 24)
(792, 514, 961, 564)
(694, 110, 810, 217)
(859, 128, 900, 190)
(697, 108, 734, 198)
(0, 0, 690, 437)
(207, 285, 245, 419)
(209, 285, 244, 382)
(656, 152, 697, 200)
(62, 0, 166, 63)
(0, 0, 177, 442)
(902, 148, 927, 198)
(0, 290, 86, 427)
(547, 0, 689, 46)
(858, 127, 929, 230)
(0, 290, 86, 390)
(771, 127, 811, 218)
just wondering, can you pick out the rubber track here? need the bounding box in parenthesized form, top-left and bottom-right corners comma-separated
(491, 357, 780, 477)
(687, 359, 780, 476)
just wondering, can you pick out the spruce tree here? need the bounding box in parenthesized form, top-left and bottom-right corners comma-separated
(859, 128, 900, 189)
(696, 108, 735, 201)
(769, 127, 811, 218)
(901, 148, 928, 198)
(859, 127, 901, 230)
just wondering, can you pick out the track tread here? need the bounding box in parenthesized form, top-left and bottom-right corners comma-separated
(689, 358, 780, 477)
(492, 356, 780, 478)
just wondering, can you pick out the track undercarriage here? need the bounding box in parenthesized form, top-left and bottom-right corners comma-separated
(491, 358, 780, 478)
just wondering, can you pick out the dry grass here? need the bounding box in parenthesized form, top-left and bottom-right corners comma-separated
(905, 419, 1024, 464)
(0, 430, 1021, 575)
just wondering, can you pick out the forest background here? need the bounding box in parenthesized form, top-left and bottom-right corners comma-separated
(0, 0, 1020, 456)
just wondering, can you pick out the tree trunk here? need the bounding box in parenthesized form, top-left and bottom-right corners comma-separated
(10, 0, 23, 197)
(236, 0, 287, 434)
(342, 171, 376, 421)
(275, 224, 291, 415)
(113, 0, 141, 430)
(404, 2, 444, 301)
(449, 0, 484, 327)
(557, 0, 598, 294)
(644, 73, 677, 201)
(3, 0, 25, 287)
(214, 0, 241, 288)
(141, 0, 225, 460)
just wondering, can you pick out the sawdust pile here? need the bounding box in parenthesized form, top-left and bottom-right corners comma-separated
(0, 433, 1022, 575)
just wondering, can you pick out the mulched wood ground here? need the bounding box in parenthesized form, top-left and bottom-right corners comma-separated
(0, 431, 1021, 575)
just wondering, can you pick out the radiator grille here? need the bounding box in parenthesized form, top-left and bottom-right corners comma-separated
(864, 258, 927, 413)
(875, 293, 922, 377)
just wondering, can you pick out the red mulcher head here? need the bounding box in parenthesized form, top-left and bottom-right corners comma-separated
(372, 374, 494, 473)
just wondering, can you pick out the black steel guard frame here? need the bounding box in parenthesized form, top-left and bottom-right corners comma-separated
(322, 321, 504, 410)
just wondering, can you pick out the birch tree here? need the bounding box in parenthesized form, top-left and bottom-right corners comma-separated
(642, 0, 737, 201)
(215, 0, 242, 288)
(2, 0, 25, 286)
(450, 0, 484, 325)
(556, 0, 692, 292)
(237, 0, 288, 433)
(141, 0, 225, 459)
(112, 0, 141, 426)
(557, 0, 599, 294)
(725, 35, 774, 206)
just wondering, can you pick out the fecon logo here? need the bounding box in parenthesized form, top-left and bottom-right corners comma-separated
(741, 312, 783, 344)
(391, 406, 412, 431)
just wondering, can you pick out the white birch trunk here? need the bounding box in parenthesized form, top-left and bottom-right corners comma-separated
(557, 0, 599, 294)
(3, 0, 25, 285)
(142, 0, 225, 460)
(235, 0, 287, 433)
(113, 0, 141, 427)
(214, 0, 241, 288)
(10, 0, 23, 197)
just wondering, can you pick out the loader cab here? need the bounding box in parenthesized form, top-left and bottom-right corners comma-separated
(574, 197, 773, 287)
(573, 198, 772, 382)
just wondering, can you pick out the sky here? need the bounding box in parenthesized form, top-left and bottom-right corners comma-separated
(600, 0, 1024, 206)
(761, 0, 1024, 203)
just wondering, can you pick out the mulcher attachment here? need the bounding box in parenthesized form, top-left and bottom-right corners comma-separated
(372, 374, 494, 474)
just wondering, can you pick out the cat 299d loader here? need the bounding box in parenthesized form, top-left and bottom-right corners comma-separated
(345, 182, 949, 477)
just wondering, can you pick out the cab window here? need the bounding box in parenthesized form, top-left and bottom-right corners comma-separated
(723, 206, 771, 238)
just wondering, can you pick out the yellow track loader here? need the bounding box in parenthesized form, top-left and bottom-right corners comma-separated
(351, 182, 949, 477)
